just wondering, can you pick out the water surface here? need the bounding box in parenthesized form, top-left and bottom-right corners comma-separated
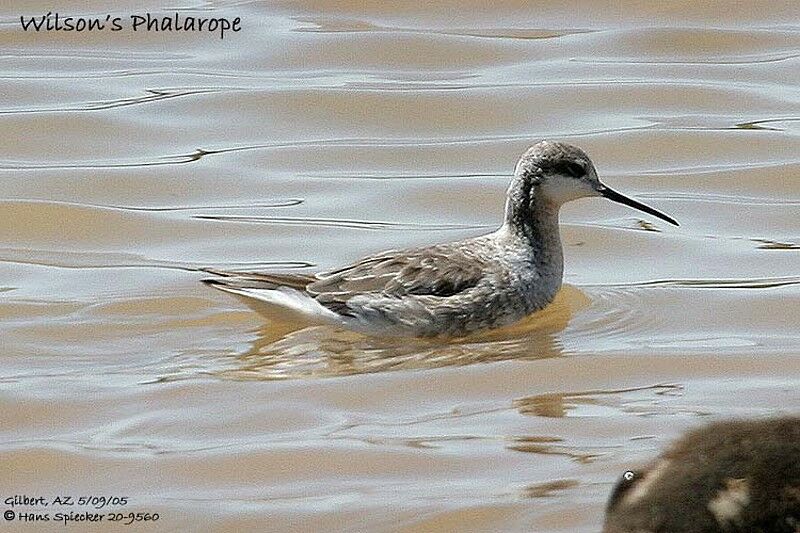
(1, 1, 799, 531)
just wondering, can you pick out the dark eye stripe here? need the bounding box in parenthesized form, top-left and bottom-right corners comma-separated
(563, 162, 586, 178)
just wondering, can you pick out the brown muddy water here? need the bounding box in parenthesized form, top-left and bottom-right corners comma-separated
(1, 1, 799, 531)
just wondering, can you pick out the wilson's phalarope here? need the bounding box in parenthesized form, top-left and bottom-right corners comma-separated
(203, 141, 677, 337)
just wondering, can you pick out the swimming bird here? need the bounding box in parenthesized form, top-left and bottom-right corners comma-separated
(604, 417, 800, 533)
(203, 140, 677, 337)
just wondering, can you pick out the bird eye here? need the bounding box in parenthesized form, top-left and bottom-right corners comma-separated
(564, 162, 586, 178)
(605, 470, 640, 512)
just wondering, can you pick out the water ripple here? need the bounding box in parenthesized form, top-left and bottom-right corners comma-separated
(192, 214, 492, 231)
(0, 87, 239, 115)
(2, 198, 304, 212)
(293, 17, 592, 41)
(590, 275, 800, 290)
(0, 128, 655, 170)
(636, 191, 800, 206)
(574, 51, 800, 65)
(0, 248, 313, 272)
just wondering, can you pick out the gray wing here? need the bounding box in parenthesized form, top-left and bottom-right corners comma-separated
(200, 267, 316, 291)
(308, 247, 486, 316)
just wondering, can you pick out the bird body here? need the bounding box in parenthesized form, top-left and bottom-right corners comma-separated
(604, 417, 800, 533)
(204, 225, 561, 337)
(204, 141, 677, 337)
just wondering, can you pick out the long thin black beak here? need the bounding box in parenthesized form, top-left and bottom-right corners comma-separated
(599, 186, 679, 226)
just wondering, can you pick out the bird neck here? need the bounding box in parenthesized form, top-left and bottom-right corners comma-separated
(501, 180, 564, 274)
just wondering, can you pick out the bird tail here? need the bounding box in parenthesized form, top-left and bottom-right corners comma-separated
(200, 267, 315, 291)
(200, 268, 342, 325)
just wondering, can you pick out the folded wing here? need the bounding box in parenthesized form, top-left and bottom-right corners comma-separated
(308, 248, 485, 316)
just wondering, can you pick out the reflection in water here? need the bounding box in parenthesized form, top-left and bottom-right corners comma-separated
(524, 479, 580, 498)
(752, 238, 800, 250)
(213, 285, 589, 379)
(508, 437, 603, 464)
(514, 384, 684, 419)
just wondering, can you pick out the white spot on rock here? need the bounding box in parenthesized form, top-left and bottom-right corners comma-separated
(708, 478, 750, 525)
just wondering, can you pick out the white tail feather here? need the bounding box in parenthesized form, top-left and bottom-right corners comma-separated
(214, 285, 344, 325)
